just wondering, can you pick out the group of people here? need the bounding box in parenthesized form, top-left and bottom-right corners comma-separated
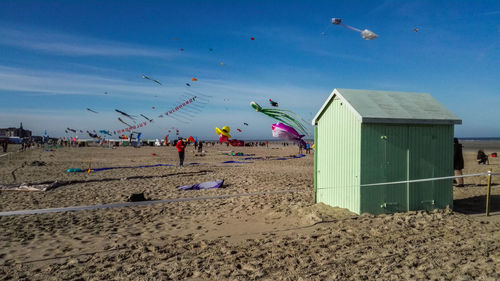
(454, 138, 492, 187)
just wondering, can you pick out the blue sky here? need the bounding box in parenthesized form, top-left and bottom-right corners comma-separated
(0, 0, 499, 140)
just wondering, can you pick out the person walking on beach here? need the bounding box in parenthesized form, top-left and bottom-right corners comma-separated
(176, 137, 186, 166)
(454, 138, 464, 187)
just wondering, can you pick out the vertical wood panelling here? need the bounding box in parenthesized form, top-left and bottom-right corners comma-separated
(317, 97, 361, 214)
(360, 124, 408, 214)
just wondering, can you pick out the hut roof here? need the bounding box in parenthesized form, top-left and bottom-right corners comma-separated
(312, 88, 462, 125)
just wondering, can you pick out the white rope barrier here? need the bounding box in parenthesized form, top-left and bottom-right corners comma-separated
(316, 172, 498, 190)
(0, 172, 497, 217)
(0, 188, 310, 217)
(361, 172, 491, 187)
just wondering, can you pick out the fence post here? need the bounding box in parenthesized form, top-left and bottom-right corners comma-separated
(486, 169, 492, 216)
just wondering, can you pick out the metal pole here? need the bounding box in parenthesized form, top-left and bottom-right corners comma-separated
(486, 169, 492, 216)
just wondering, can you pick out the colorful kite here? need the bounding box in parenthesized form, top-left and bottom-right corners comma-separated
(272, 123, 306, 148)
(331, 18, 378, 40)
(250, 101, 308, 135)
(215, 126, 231, 143)
(269, 99, 278, 107)
(191, 77, 198, 81)
(141, 75, 162, 85)
(250, 37, 255, 40)
(99, 130, 112, 136)
(86, 108, 99, 113)
(115, 109, 136, 121)
(163, 96, 199, 119)
(237, 128, 242, 132)
(113, 121, 149, 135)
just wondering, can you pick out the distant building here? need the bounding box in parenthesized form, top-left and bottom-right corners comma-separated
(0, 123, 32, 138)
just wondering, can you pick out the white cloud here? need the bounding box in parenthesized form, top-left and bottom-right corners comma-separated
(0, 26, 180, 58)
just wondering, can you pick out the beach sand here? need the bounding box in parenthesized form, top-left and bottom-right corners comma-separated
(1, 142, 499, 280)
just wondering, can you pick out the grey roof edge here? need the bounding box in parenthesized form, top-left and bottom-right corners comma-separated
(361, 117, 462, 125)
(312, 88, 462, 125)
(312, 88, 363, 125)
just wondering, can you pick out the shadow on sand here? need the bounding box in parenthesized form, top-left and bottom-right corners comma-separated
(453, 195, 500, 214)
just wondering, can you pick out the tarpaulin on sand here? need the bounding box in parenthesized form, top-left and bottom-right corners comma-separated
(177, 179, 224, 190)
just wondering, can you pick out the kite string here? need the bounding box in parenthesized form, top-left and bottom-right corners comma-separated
(341, 23, 362, 33)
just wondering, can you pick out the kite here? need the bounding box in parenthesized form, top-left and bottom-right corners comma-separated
(79, 130, 83, 133)
(99, 130, 112, 136)
(220, 62, 225, 66)
(113, 121, 149, 135)
(180, 48, 184, 51)
(215, 126, 231, 143)
(250, 37, 255, 40)
(115, 109, 136, 121)
(86, 108, 99, 113)
(250, 101, 308, 136)
(104, 92, 108, 95)
(413, 27, 419, 32)
(140, 114, 153, 122)
(237, 129, 242, 132)
(119, 135, 128, 140)
(152, 106, 155, 110)
(65, 130, 68, 134)
(186, 83, 191, 87)
(178, 179, 224, 191)
(186, 136, 195, 143)
(66, 128, 77, 133)
(243, 122, 249, 126)
(158, 115, 164, 118)
(163, 96, 199, 119)
(209, 48, 213, 52)
(272, 123, 306, 148)
(191, 77, 198, 81)
(269, 99, 278, 107)
(118, 117, 133, 128)
(87, 131, 99, 138)
(331, 18, 378, 40)
(141, 75, 162, 85)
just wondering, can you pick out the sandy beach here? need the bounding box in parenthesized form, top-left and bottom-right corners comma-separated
(1, 142, 500, 280)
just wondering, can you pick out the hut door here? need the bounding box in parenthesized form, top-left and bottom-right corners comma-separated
(379, 126, 409, 213)
(408, 126, 436, 211)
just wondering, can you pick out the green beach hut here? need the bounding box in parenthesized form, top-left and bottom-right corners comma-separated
(312, 89, 462, 215)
